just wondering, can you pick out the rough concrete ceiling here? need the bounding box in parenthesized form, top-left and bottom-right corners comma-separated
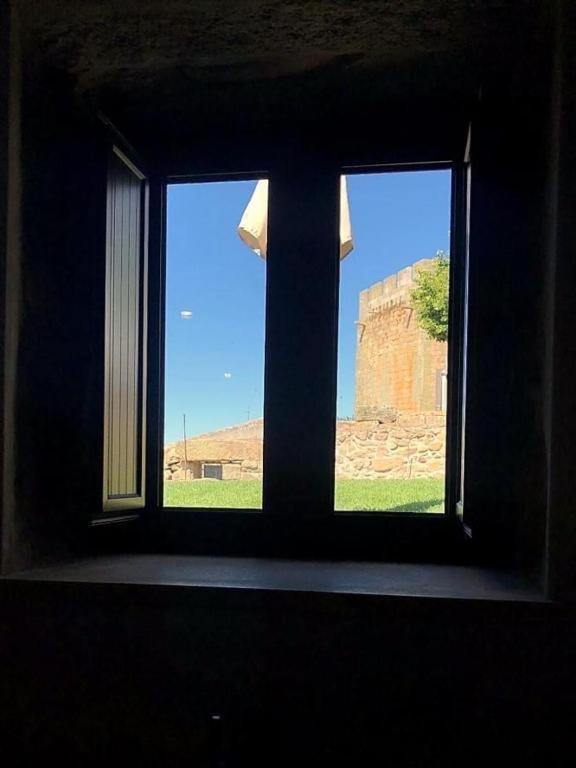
(15, 0, 551, 164)
(18, 0, 547, 90)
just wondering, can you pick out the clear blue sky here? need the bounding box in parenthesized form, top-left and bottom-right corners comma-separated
(164, 171, 451, 443)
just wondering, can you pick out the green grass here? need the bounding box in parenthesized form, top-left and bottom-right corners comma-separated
(163, 478, 444, 513)
(335, 478, 444, 513)
(164, 479, 263, 509)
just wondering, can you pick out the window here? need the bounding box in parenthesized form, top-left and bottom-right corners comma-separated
(103, 155, 469, 558)
(335, 170, 452, 514)
(163, 180, 267, 510)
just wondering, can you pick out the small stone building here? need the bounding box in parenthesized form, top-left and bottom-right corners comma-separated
(165, 420, 264, 482)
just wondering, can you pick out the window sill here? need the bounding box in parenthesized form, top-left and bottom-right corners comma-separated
(1, 554, 545, 604)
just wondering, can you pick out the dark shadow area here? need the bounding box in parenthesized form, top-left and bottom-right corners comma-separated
(376, 499, 444, 514)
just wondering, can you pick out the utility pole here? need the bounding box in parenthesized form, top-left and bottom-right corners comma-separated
(183, 413, 189, 480)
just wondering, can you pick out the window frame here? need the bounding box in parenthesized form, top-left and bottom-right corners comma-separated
(139, 159, 470, 561)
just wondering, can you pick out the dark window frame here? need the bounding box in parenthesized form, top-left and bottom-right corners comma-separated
(135, 156, 470, 561)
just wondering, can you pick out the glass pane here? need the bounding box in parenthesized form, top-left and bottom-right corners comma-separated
(336, 170, 451, 513)
(163, 180, 267, 509)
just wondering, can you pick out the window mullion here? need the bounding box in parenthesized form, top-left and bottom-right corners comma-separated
(263, 166, 340, 521)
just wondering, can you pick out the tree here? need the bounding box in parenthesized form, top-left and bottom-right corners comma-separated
(410, 251, 450, 342)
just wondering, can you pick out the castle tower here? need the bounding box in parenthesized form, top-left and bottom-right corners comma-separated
(355, 259, 448, 419)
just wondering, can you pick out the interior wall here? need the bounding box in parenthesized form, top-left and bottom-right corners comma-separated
(151, 101, 469, 177)
(1, 579, 574, 766)
(464, 57, 552, 575)
(1, 38, 108, 571)
(1, 0, 23, 573)
(545, 0, 576, 599)
(0, 0, 10, 567)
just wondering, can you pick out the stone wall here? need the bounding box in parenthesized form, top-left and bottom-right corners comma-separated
(336, 412, 446, 480)
(164, 411, 446, 482)
(355, 260, 448, 417)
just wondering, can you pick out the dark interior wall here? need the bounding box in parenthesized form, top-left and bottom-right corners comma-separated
(1, 580, 575, 766)
(464, 59, 552, 575)
(1, 0, 23, 573)
(146, 97, 470, 177)
(1, 35, 108, 571)
(0, 0, 9, 566)
(545, 0, 576, 599)
(460, 0, 576, 591)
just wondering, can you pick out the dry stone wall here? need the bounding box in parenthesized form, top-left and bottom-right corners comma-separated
(164, 411, 446, 482)
(336, 412, 446, 480)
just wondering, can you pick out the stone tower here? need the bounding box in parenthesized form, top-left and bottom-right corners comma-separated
(355, 259, 448, 419)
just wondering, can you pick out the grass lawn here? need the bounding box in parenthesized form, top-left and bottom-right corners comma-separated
(164, 478, 444, 513)
(164, 479, 264, 509)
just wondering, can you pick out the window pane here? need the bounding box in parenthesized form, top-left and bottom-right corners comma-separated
(336, 170, 451, 513)
(163, 180, 267, 509)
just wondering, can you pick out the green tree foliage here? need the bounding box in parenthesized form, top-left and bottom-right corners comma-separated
(410, 252, 450, 342)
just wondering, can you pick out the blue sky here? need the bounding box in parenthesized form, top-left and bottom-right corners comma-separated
(164, 171, 451, 443)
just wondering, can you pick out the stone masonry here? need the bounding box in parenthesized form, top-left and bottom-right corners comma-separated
(335, 412, 445, 480)
(164, 412, 446, 482)
(355, 259, 448, 418)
